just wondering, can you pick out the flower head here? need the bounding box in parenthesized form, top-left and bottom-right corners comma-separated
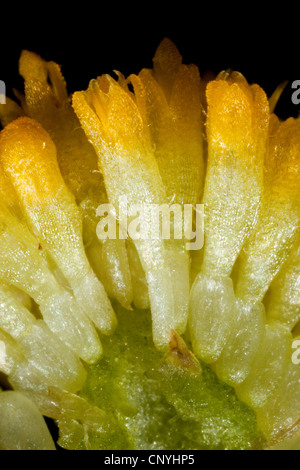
(0, 39, 299, 451)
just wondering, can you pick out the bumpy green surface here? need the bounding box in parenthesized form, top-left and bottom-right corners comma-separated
(72, 303, 265, 450)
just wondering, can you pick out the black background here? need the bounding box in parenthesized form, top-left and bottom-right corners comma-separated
(0, 4, 299, 120)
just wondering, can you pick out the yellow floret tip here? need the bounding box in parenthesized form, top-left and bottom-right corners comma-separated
(0, 117, 65, 204)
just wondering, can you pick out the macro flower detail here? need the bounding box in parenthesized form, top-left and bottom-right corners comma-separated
(72, 38, 205, 351)
(0, 39, 299, 450)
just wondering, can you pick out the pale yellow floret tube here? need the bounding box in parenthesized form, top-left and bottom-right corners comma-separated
(255, 336, 300, 445)
(126, 239, 150, 309)
(0, 329, 24, 376)
(230, 116, 300, 406)
(73, 76, 178, 350)
(0, 391, 56, 450)
(0, 283, 86, 392)
(267, 234, 300, 329)
(201, 72, 269, 277)
(235, 323, 292, 409)
(189, 72, 269, 363)
(0, 332, 105, 441)
(235, 116, 300, 304)
(216, 109, 300, 416)
(0, 197, 102, 363)
(16, 50, 133, 309)
(214, 300, 266, 386)
(0, 117, 117, 336)
(128, 38, 204, 336)
(189, 274, 236, 363)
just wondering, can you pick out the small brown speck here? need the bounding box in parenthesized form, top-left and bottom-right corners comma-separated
(164, 330, 202, 375)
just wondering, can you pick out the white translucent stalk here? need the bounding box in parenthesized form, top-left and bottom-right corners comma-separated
(166, 241, 190, 334)
(126, 239, 150, 309)
(235, 206, 299, 304)
(235, 323, 292, 408)
(267, 238, 300, 329)
(38, 291, 102, 364)
(134, 239, 176, 348)
(215, 300, 265, 386)
(256, 336, 300, 443)
(0, 203, 102, 363)
(32, 199, 117, 336)
(189, 275, 236, 363)
(0, 329, 24, 375)
(0, 284, 86, 392)
(8, 284, 33, 311)
(76, 183, 133, 311)
(0, 391, 56, 450)
(0, 337, 93, 435)
(70, 263, 116, 334)
(86, 236, 133, 309)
